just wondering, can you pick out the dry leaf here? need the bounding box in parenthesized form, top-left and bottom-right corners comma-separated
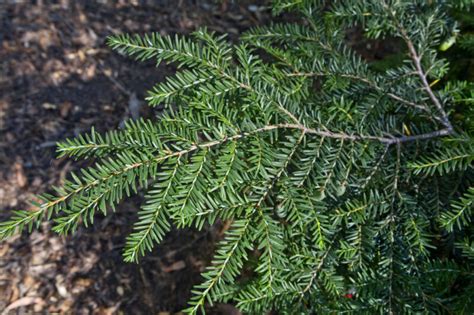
(60, 102, 73, 118)
(22, 275, 35, 292)
(58, 298, 74, 313)
(13, 161, 27, 188)
(97, 302, 121, 315)
(3, 297, 44, 315)
(9, 283, 19, 303)
(0, 244, 9, 257)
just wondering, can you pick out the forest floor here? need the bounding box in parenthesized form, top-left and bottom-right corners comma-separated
(0, 1, 269, 314)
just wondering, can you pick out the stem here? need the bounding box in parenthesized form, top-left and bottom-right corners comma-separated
(383, 2, 453, 132)
(301, 238, 336, 295)
(288, 71, 430, 114)
(253, 123, 451, 145)
(402, 33, 452, 131)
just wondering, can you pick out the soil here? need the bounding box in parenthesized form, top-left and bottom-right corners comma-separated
(0, 1, 269, 314)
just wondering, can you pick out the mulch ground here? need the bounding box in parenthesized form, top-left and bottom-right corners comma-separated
(0, 1, 269, 314)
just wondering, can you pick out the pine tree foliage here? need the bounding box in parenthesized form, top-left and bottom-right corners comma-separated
(1, 0, 474, 313)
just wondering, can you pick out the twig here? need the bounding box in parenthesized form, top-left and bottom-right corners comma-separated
(287, 71, 434, 115)
(402, 36, 452, 130)
(388, 128, 453, 144)
(301, 238, 336, 295)
(360, 144, 390, 189)
(402, 34, 452, 130)
(383, 2, 453, 132)
(249, 123, 451, 145)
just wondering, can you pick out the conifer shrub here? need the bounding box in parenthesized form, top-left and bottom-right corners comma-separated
(1, 1, 473, 313)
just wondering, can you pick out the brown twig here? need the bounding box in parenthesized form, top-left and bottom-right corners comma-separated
(287, 71, 433, 115)
(402, 33, 453, 130)
(383, 1, 454, 132)
(247, 123, 450, 145)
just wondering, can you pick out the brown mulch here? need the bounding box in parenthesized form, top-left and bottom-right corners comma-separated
(0, 1, 269, 314)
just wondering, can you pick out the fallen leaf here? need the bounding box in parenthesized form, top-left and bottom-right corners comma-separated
(9, 282, 19, 303)
(55, 276, 69, 298)
(116, 286, 124, 296)
(13, 161, 27, 188)
(98, 302, 121, 315)
(42, 102, 57, 110)
(0, 244, 9, 257)
(22, 275, 35, 292)
(2, 297, 44, 315)
(59, 102, 73, 118)
(58, 298, 74, 313)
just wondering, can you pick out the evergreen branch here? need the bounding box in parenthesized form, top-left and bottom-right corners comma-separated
(107, 33, 222, 69)
(4, 119, 453, 240)
(207, 123, 452, 145)
(301, 238, 336, 295)
(123, 156, 182, 262)
(211, 140, 239, 189)
(254, 131, 306, 208)
(171, 148, 209, 227)
(287, 71, 434, 116)
(1, 3, 471, 313)
(410, 154, 472, 175)
(0, 127, 257, 239)
(360, 145, 390, 189)
(408, 141, 474, 175)
(302, 188, 329, 249)
(253, 214, 285, 294)
(318, 139, 344, 199)
(52, 184, 117, 234)
(383, 1, 453, 131)
(186, 219, 252, 314)
(0, 208, 50, 240)
(441, 187, 474, 232)
(247, 84, 301, 124)
(387, 143, 401, 313)
(181, 202, 250, 228)
(403, 33, 452, 130)
(242, 23, 320, 44)
(295, 137, 325, 187)
(146, 69, 215, 106)
(236, 289, 283, 308)
(1, 152, 154, 238)
(456, 238, 474, 261)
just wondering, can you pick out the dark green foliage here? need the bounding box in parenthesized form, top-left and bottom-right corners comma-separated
(1, 0, 473, 313)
